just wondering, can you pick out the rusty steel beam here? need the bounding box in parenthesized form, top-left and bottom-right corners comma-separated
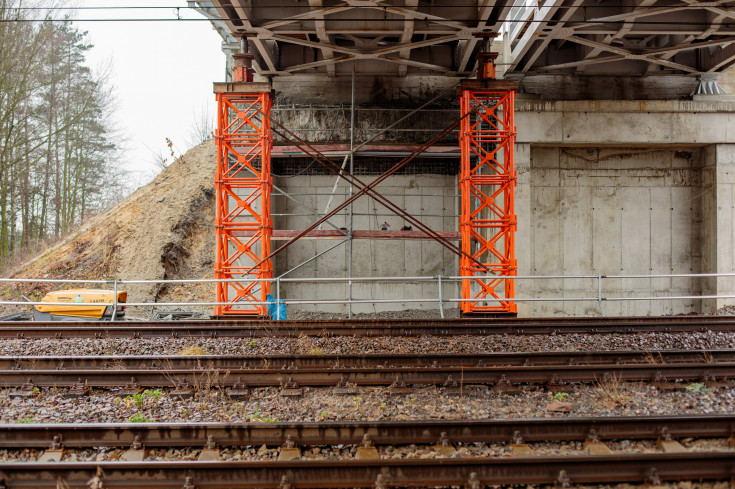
(233, 230, 462, 240)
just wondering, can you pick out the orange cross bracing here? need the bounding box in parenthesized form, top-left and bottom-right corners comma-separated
(459, 89, 517, 314)
(215, 90, 273, 316)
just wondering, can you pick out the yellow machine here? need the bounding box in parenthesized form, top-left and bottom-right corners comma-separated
(34, 289, 127, 321)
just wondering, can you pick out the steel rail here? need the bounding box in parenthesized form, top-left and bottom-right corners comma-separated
(3, 350, 734, 371)
(3, 362, 735, 388)
(0, 453, 734, 488)
(2, 415, 735, 448)
(2, 316, 735, 338)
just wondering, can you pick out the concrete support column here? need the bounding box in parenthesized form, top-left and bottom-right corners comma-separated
(702, 144, 735, 312)
(514, 143, 532, 317)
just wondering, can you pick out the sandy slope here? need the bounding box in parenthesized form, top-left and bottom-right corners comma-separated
(6, 140, 217, 312)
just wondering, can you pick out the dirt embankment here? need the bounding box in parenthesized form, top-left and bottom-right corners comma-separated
(3, 140, 217, 314)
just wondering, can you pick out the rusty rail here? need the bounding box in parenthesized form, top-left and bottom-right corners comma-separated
(2, 315, 735, 338)
(3, 350, 734, 371)
(1, 415, 734, 448)
(0, 453, 734, 488)
(4, 362, 735, 389)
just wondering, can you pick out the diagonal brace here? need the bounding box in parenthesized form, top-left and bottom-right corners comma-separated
(248, 108, 492, 275)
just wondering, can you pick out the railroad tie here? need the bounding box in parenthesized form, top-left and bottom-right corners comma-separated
(356, 433, 379, 460)
(510, 431, 535, 456)
(584, 429, 613, 455)
(38, 435, 64, 462)
(435, 432, 456, 456)
(228, 377, 250, 399)
(198, 435, 220, 461)
(121, 435, 146, 461)
(278, 435, 301, 461)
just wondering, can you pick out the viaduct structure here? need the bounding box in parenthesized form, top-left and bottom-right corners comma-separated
(191, 0, 735, 318)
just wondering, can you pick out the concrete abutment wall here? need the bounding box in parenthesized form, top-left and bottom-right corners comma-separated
(270, 99, 735, 316)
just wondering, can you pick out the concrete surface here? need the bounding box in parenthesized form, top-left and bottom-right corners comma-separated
(227, 98, 735, 317)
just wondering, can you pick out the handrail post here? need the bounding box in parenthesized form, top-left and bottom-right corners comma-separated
(437, 275, 444, 319)
(597, 274, 605, 317)
(276, 277, 281, 320)
(111, 277, 118, 321)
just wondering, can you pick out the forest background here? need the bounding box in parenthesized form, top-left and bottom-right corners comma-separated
(0, 0, 215, 270)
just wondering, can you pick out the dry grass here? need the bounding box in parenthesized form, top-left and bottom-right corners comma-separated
(594, 374, 631, 408)
(643, 351, 664, 364)
(179, 345, 207, 356)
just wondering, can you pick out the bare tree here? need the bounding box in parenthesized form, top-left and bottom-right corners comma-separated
(0, 1, 121, 265)
(186, 104, 215, 149)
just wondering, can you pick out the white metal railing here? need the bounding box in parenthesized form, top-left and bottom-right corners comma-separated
(1, 273, 735, 319)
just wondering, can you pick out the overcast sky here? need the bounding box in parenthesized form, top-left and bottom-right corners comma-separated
(74, 1, 224, 188)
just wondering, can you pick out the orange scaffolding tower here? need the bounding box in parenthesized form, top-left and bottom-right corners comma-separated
(458, 54, 518, 314)
(214, 82, 273, 316)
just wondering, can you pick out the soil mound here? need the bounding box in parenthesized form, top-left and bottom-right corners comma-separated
(5, 140, 217, 315)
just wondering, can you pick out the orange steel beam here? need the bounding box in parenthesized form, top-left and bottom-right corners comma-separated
(214, 85, 273, 316)
(458, 60, 518, 314)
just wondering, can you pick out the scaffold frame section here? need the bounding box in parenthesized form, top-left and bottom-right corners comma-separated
(459, 88, 517, 314)
(215, 89, 273, 316)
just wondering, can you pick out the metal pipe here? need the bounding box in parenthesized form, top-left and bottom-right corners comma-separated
(317, 154, 350, 231)
(348, 62, 356, 319)
(273, 213, 461, 218)
(111, 278, 118, 321)
(437, 275, 444, 319)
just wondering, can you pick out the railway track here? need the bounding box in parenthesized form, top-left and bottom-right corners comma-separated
(3, 355, 734, 390)
(2, 454, 733, 489)
(1, 415, 733, 447)
(2, 315, 735, 338)
(0, 416, 734, 488)
(2, 349, 731, 370)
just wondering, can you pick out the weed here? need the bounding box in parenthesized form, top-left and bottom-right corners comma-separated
(309, 347, 325, 355)
(594, 375, 631, 408)
(251, 402, 278, 422)
(144, 388, 163, 400)
(552, 392, 569, 401)
(128, 413, 152, 423)
(379, 402, 387, 413)
(319, 411, 328, 420)
(249, 340, 257, 348)
(179, 345, 207, 356)
(17, 417, 34, 424)
(128, 393, 145, 409)
(685, 382, 712, 394)
(32, 387, 40, 395)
